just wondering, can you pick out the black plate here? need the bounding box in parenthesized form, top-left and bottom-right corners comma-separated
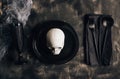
(30, 20, 79, 64)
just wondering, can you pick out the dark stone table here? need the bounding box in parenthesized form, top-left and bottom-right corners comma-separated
(0, 0, 120, 79)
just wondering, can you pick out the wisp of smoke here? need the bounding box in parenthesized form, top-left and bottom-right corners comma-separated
(6, 0, 33, 26)
(0, 0, 32, 61)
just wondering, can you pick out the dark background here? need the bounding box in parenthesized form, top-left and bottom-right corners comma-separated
(0, 0, 120, 79)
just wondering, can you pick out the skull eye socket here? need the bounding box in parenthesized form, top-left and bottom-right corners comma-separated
(58, 47, 62, 49)
(48, 47, 62, 50)
(48, 47, 53, 50)
(51, 47, 55, 50)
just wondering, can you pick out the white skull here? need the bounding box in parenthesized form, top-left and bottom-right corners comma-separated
(46, 28, 65, 55)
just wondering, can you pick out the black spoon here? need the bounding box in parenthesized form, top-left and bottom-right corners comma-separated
(89, 22, 101, 64)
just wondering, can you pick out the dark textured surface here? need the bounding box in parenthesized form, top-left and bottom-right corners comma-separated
(0, 0, 120, 79)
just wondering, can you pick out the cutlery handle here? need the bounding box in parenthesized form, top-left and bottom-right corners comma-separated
(13, 20, 24, 53)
